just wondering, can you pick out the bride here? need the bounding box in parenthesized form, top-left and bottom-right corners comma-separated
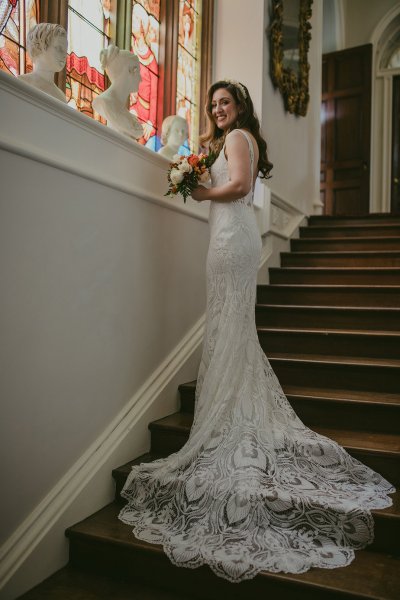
(118, 79, 395, 582)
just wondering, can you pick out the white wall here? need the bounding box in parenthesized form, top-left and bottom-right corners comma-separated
(214, 0, 323, 218)
(343, 0, 400, 49)
(0, 72, 210, 599)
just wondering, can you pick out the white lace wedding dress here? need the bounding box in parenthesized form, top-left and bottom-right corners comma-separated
(118, 129, 395, 582)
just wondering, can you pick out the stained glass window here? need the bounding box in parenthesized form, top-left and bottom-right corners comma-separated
(66, 0, 112, 121)
(176, 0, 202, 153)
(0, 0, 39, 76)
(130, 0, 160, 149)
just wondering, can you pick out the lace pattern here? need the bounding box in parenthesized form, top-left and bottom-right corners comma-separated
(118, 128, 395, 582)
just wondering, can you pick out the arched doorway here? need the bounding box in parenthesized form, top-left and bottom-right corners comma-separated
(370, 6, 400, 213)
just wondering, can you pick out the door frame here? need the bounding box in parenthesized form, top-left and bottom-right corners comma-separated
(370, 5, 400, 213)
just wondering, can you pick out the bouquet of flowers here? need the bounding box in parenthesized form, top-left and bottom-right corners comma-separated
(165, 152, 215, 203)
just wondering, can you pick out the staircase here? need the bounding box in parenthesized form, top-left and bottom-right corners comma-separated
(19, 214, 400, 600)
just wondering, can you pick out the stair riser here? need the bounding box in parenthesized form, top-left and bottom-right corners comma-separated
(258, 331, 400, 359)
(287, 397, 400, 435)
(69, 538, 370, 600)
(269, 270, 400, 285)
(291, 238, 400, 251)
(257, 287, 400, 307)
(309, 216, 400, 226)
(179, 389, 400, 434)
(255, 307, 400, 331)
(269, 359, 400, 394)
(281, 254, 400, 267)
(149, 428, 399, 486)
(300, 226, 400, 238)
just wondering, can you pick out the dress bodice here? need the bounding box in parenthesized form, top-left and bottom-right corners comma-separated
(210, 129, 255, 207)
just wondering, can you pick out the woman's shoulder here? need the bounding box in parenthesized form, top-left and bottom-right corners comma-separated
(225, 129, 256, 153)
(226, 128, 255, 145)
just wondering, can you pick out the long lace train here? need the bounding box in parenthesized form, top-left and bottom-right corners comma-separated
(118, 129, 395, 582)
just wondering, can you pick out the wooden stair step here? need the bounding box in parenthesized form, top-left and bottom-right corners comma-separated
(255, 304, 400, 331)
(300, 224, 400, 238)
(257, 285, 400, 306)
(179, 381, 400, 433)
(281, 251, 400, 267)
(285, 390, 400, 434)
(257, 328, 400, 359)
(268, 356, 400, 411)
(148, 412, 400, 484)
(269, 267, 400, 285)
(16, 564, 187, 599)
(291, 237, 400, 251)
(308, 214, 400, 226)
(67, 503, 400, 599)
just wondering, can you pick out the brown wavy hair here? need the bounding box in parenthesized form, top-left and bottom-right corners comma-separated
(200, 80, 273, 179)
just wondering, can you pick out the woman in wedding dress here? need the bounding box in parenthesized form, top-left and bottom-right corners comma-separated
(118, 80, 395, 583)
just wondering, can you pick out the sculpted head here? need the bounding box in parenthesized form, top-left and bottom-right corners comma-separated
(99, 45, 141, 93)
(161, 115, 188, 147)
(27, 23, 67, 72)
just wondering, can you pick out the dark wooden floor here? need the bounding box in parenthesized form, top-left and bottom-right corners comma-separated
(18, 566, 191, 599)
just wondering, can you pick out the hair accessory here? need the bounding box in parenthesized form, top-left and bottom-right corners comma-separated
(222, 78, 247, 100)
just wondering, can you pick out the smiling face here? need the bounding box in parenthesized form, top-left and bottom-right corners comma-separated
(211, 87, 240, 132)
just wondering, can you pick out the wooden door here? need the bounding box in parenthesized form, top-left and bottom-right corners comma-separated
(391, 75, 400, 214)
(321, 44, 372, 215)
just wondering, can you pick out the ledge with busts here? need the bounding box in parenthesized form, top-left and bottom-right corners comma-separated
(0, 69, 210, 223)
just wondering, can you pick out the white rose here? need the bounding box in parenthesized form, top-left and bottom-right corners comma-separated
(170, 168, 184, 185)
(199, 170, 210, 183)
(172, 154, 181, 162)
(178, 159, 192, 174)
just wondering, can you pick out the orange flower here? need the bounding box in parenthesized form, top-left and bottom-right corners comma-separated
(188, 154, 200, 167)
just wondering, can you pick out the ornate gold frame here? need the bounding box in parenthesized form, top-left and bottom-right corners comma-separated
(269, 0, 313, 117)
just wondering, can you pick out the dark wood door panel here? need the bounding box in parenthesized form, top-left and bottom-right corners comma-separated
(392, 76, 400, 213)
(321, 45, 372, 215)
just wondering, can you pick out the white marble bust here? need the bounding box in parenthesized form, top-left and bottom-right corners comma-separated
(158, 115, 189, 160)
(18, 23, 67, 103)
(92, 45, 143, 140)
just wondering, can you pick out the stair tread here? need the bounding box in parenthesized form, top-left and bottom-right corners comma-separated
(179, 380, 400, 406)
(67, 503, 400, 599)
(269, 354, 400, 366)
(283, 251, 400, 256)
(284, 386, 400, 406)
(257, 327, 400, 337)
(301, 223, 400, 231)
(270, 267, 400, 272)
(257, 304, 400, 312)
(292, 236, 400, 241)
(259, 284, 400, 289)
(17, 565, 188, 600)
(149, 412, 400, 453)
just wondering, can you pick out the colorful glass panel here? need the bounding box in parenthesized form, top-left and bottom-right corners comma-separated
(0, 0, 39, 76)
(176, 0, 202, 153)
(130, 0, 160, 148)
(67, 0, 111, 121)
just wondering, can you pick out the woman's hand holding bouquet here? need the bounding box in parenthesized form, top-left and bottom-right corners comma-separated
(165, 152, 215, 203)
